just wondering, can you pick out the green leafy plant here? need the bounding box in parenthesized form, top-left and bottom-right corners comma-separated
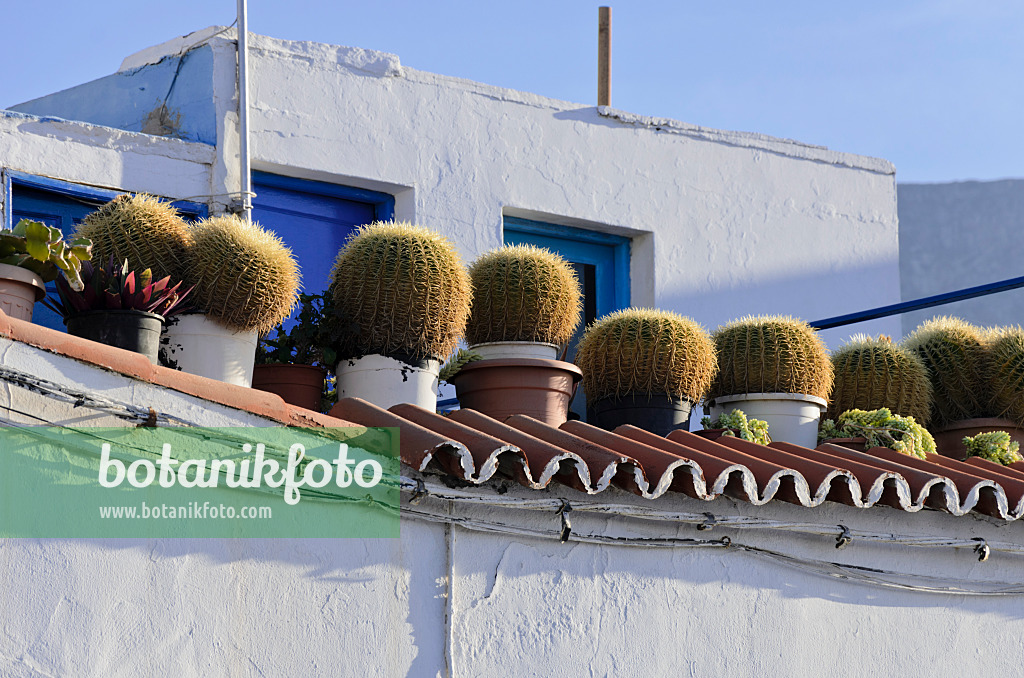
(575, 308, 717, 404)
(962, 431, 1022, 466)
(0, 219, 92, 291)
(709, 315, 832, 401)
(327, 221, 472, 361)
(818, 407, 935, 460)
(465, 244, 582, 346)
(186, 215, 301, 334)
(902, 316, 990, 427)
(256, 293, 335, 368)
(828, 334, 933, 425)
(43, 257, 191, 319)
(438, 348, 482, 383)
(74, 194, 191, 283)
(700, 409, 770, 445)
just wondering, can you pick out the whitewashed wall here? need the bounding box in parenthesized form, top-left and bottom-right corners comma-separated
(2, 338, 1023, 677)
(898, 179, 1024, 336)
(108, 28, 903, 346)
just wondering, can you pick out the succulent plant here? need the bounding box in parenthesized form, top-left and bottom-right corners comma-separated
(0, 219, 92, 291)
(985, 326, 1024, 426)
(74, 194, 191, 283)
(465, 244, 582, 346)
(43, 257, 191, 319)
(700, 408, 771, 445)
(827, 334, 933, 425)
(328, 221, 472, 361)
(818, 407, 935, 460)
(902, 316, 990, 427)
(962, 430, 1022, 466)
(708, 315, 832, 401)
(575, 308, 717, 404)
(185, 215, 301, 334)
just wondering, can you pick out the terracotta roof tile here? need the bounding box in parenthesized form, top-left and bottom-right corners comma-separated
(4, 307, 1024, 522)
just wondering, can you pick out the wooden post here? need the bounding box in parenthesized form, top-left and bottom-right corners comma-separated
(598, 6, 611, 107)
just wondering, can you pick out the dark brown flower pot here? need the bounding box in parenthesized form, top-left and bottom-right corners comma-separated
(252, 364, 326, 411)
(66, 310, 164, 363)
(450, 357, 582, 427)
(589, 394, 692, 437)
(933, 418, 1024, 460)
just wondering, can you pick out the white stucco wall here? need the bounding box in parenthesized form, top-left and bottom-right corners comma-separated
(0, 110, 214, 210)
(898, 179, 1024, 336)
(2, 338, 1023, 677)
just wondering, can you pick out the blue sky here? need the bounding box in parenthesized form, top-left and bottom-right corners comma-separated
(4, 1, 1020, 183)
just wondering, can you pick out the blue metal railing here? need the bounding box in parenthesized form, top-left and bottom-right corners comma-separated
(809, 274, 1024, 330)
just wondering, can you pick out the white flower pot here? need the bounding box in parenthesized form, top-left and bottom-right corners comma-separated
(707, 392, 827, 449)
(335, 354, 440, 410)
(162, 314, 257, 386)
(0, 263, 45, 322)
(468, 341, 559, 360)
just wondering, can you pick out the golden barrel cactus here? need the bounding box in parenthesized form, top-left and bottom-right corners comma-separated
(828, 334, 933, 424)
(328, 221, 472, 361)
(186, 215, 300, 334)
(575, 308, 717, 404)
(902, 316, 989, 426)
(74, 194, 191, 283)
(465, 244, 582, 346)
(986, 325, 1024, 425)
(708, 315, 832, 401)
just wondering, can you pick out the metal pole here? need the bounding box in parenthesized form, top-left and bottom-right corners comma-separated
(237, 0, 252, 223)
(598, 7, 611, 107)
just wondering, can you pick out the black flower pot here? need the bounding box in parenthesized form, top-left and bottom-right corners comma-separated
(66, 310, 165, 364)
(588, 393, 693, 437)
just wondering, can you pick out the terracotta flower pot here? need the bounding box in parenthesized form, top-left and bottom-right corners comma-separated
(932, 418, 1024, 460)
(450, 357, 582, 427)
(0, 263, 45, 322)
(252, 364, 326, 411)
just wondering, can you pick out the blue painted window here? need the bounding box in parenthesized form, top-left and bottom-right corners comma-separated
(503, 215, 631, 419)
(3, 170, 206, 332)
(251, 172, 394, 298)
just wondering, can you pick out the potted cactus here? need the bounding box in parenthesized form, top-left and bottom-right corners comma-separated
(0, 219, 91, 321)
(827, 334, 933, 425)
(43, 258, 191, 363)
(574, 308, 716, 436)
(464, 244, 582, 359)
(252, 293, 334, 411)
(163, 215, 300, 386)
(706, 315, 832, 448)
(327, 221, 472, 410)
(449, 245, 583, 425)
(74, 194, 191, 283)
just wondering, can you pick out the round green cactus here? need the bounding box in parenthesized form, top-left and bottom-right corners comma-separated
(708, 315, 833, 401)
(465, 244, 582, 346)
(902, 316, 989, 426)
(186, 215, 300, 334)
(575, 308, 717, 404)
(828, 334, 933, 425)
(328, 221, 472, 361)
(74, 194, 191, 283)
(986, 326, 1024, 426)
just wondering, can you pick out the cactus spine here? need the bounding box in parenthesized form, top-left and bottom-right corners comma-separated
(902, 316, 989, 426)
(328, 221, 472, 360)
(575, 308, 717, 404)
(74, 194, 191, 283)
(466, 244, 582, 346)
(986, 325, 1024, 425)
(186, 215, 300, 334)
(828, 334, 933, 425)
(708, 315, 832, 401)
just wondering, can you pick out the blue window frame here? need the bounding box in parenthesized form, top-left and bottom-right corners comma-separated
(251, 172, 394, 299)
(503, 215, 631, 419)
(3, 170, 207, 331)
